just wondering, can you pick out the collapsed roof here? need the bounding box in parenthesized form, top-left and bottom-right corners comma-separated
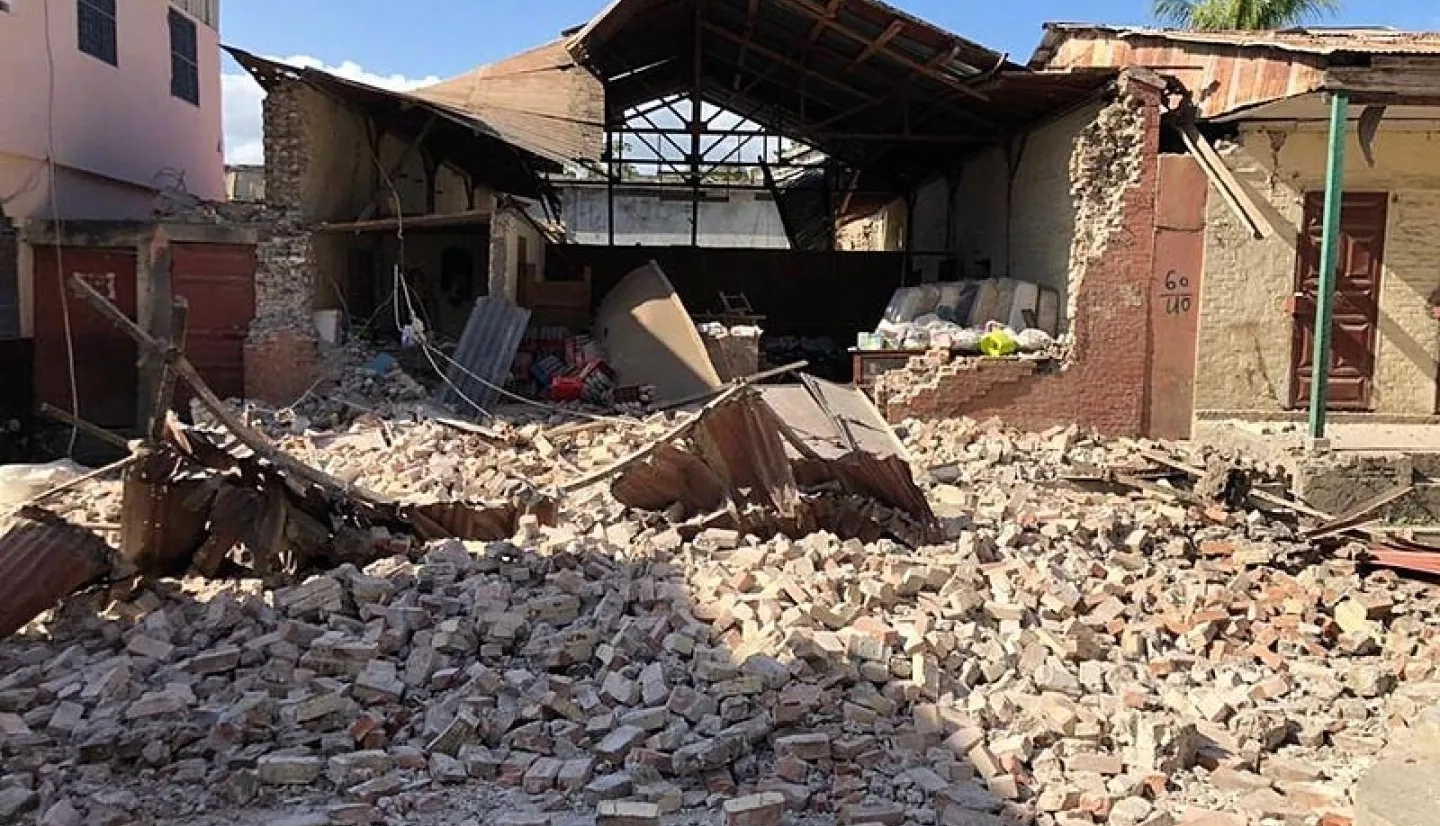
(225, 43, 605, 200)
(568, 0, 1117, 174)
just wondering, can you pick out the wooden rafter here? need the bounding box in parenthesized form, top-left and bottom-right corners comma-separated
(852, 20, 904, 67)
(703, 21, 874, 103)
(807, 0, 846, 40)
(734, 0, 762, 88)
(772, 0, 988, 100)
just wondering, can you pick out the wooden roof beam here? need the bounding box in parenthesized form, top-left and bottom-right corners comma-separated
(733, 0, 764, 90)
(771, 0, 988, 101)
(807, 0, 847, 41)
(702, 21, 875, 103)
(852, 20, 904, 67)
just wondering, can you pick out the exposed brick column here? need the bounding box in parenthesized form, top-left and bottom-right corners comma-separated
(244, 80, 321, 405)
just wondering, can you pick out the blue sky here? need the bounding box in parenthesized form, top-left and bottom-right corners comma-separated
(219, 0, 1440, 163)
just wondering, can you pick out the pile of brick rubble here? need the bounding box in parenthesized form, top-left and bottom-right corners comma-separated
(2, 415, 1436, 826)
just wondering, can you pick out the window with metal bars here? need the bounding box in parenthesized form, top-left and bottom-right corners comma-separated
(77, 0, 117, 66)
(169, 9, 199, 105)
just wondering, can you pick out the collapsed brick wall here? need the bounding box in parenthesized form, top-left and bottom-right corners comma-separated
(244, 79, 322, 404)
(881, 74, 1163, 436)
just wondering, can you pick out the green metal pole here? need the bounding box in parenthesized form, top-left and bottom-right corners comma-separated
(1308, 91, 1350, 440)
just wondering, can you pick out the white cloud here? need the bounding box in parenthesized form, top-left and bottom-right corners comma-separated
(222, 57, 442, 165)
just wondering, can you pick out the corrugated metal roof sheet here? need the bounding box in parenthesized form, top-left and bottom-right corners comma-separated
(225, 44, 595, 185)
(0, 508, 112, 639)
(1039, 23, 1440, 60)
(411, 40, 606, 166)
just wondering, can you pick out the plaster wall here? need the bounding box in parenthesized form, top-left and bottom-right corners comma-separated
(1196, 124, 1440, 417)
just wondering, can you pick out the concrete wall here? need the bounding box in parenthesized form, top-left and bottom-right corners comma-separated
(0, 0, 224, 220)
(557, 184, 789, 248)
(489, 205, 545, 303)
(1196, 124, 1440, 417)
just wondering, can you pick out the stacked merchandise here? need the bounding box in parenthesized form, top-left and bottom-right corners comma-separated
(510, 328, 619, 406)
(859, 280, 1060, 356)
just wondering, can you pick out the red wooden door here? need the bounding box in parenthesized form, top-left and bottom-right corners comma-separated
(1290, 192, 1386, 411)
(170, 243, 256, 408)
(33, 247, 139, 428)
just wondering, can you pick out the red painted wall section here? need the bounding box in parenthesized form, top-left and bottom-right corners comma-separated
(1147, 155, 1208, 439)
(33, 247, 140, 428)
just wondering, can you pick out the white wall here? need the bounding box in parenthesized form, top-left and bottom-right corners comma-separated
(0, 0, 225, 222)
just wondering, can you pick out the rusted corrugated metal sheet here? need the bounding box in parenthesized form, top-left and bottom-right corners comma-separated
(119, 448, 212, 576)
(1368, 547, 1440, 577)
(693, 394, 800, 517)
(611, 382, 937, 542)
(441, 297, 531, 414)
(411, 40, 606, 167)
(1035, 28, 1328, 119)
(761, 377, 937, 528)
(0, 508, 113, 639)
(1040, 25, 1440, 59)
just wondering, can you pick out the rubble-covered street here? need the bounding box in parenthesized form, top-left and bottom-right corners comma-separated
(3, 404, 1436, 826)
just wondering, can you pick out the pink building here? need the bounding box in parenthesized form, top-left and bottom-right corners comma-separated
(0, 0, 224, 340)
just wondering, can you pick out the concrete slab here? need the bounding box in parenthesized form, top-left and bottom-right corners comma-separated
(1355, 760, 1440, 826)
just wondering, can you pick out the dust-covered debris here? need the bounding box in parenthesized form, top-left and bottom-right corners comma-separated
(1, 413, 1436, 826)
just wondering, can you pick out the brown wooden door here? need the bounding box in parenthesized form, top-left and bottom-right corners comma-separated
(1290, 192, 1386, 411)
(170, 243, 257, 410)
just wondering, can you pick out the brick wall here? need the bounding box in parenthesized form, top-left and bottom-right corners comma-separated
(244, 328, 321, 405)
(881, 74, 1164, 437)
(244, 79, 325, 404)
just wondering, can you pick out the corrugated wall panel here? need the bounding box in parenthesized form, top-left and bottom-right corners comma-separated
(440, 297, 531, 414)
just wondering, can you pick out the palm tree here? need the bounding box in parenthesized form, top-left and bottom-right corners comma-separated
(1153, 0, 1340, 30)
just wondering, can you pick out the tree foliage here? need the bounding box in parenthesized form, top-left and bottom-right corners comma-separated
(1153, 0, 1340, 30)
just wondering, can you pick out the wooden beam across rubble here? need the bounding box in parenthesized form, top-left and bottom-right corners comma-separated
(54, 274, 550, 581)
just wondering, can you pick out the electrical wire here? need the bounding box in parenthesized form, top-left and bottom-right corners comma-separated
(422, 339, 645, 427)
(42, 0, 79, 456)
(361, 136, 639, 429)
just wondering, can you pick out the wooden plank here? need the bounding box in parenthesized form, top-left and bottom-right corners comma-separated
(68, 275, 393, 509)
(35, 403, 129, 451)
(1137, 448, 1338, 522)
(1304, 484, 1413, 540)
(852, 21, 905, 67)
(1178, 119, 1271, 240)
(1327, 67, 1440, 98)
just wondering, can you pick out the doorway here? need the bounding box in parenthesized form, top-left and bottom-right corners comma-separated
(1289, 192, 1387, 411)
